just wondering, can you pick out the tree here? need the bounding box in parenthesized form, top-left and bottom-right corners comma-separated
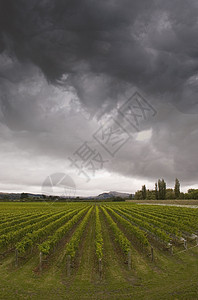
(158, 179, 162, 199)
(20, 193, 29, 200)
(166, 189, 175, 200)
(161, 179, 166, 200)
(113, 196, 125, 202)
(134, 190, 143, 200)
(158, 179, 166, 200)
(186, 189, 198, 199)
(155, 182, 158, 200)
(146, 189, 155, 200)
(174, 178, 180, 199)
(142, 185, 147, 200)
(179, 192, 185, 199)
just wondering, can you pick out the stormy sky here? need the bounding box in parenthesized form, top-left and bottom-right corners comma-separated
(0, 0, 198, 196)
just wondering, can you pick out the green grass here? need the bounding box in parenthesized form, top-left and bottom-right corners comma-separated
(127, 199, 198, 206)
(0, 202, 198, 299)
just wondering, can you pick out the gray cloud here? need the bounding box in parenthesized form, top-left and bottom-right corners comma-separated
(0, 0, 198, 194)
(1, 0, 198, 112)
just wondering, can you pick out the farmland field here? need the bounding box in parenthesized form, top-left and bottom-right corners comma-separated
(0, 202, 198, 300)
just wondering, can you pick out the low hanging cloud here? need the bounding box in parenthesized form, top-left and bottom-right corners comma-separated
(0, 0, 198, 194)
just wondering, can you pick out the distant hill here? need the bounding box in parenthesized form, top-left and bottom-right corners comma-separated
(0, 191, 134, 201)
(0, 193, 21, 200)
(96, 191, 131, 199)
(0, 192, 43, 200)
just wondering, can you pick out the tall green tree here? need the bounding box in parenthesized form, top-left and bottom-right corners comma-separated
(158, 179, 166, 200)
(142, 185, 147, 200)
(155, 182, 158, 200)
(158, 179, 162, 199)
(161, 179, 166, 200)
(174, 178, 180, 198)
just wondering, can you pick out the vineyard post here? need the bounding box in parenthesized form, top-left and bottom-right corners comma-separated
(128, 250, 132, 270)
(151, 247, 154, 262)
(67, 255, 71, 276)
(99, 258, 102, 278)
(15, 249, 18, 267)
(39, 252, 42, 272)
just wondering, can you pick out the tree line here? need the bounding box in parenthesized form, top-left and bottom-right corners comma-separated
(134, 178, 198, 200)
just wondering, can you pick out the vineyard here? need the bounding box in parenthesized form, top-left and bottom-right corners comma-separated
(0, 202, 198, 299)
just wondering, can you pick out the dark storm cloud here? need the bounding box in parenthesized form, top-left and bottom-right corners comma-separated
(0, 0, 198, 193)
(1, 0, 198, 113)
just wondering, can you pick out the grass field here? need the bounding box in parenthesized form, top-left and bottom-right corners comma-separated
(0, 202, 198, 300)
(127, 199, 198, 206)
